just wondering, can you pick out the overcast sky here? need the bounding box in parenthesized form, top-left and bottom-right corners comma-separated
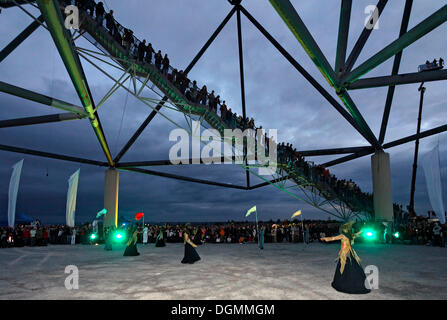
(1, 0, 447, 224)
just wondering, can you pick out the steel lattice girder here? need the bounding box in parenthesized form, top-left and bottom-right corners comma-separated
(0, 112, 84, 128)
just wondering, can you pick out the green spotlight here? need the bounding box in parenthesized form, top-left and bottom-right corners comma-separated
(115, 233, 123, 240)
(393, 232, 400, 238)
(90, 234, 97, 240)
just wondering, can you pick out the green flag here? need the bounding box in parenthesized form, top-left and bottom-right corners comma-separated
(246, 206, 257, 217)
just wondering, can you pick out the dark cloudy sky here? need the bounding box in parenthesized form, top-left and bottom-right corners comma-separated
(1, 0, 447, 224)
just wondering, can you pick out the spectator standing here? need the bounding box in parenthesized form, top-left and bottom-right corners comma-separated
(138, 39, 146, 62)
(145, 43, 155, 64)
(105, 10, 116, 37)
(154, 50, 163, 70)
(220, 101, 227, 120)
(162, 54, 170, 75)
(85, 0, 95, 16)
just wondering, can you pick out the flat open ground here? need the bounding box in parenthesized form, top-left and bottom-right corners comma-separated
(0, 242, 446, 299)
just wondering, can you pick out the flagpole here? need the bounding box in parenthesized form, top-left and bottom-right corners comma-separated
(301, 213, 305, 243)
(256, 210, 259, 247)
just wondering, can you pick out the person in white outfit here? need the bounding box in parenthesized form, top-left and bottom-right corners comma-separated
(143, 226, 148, 244)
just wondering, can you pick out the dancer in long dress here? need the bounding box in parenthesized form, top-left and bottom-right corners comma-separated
(321, 221, 371, 294)
(123, 228, 140, 256)
(181, 228, 201, 264)
(155, 228, 166, 247)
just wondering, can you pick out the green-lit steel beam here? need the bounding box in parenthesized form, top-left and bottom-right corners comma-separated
(0, 0, 35, 8)
(335, 0, 352, 75)
(0, 80, 87, 115)
(37, 0, 114, 166)
(269, 0, 338, 87)
(0, 143, 108, 167)
(348, 69, 447, 90)
(0, 113, 84, 128)
(0, 15, 44, 63)
(342, 4, 447, 85)
(337, 90, 380, 148)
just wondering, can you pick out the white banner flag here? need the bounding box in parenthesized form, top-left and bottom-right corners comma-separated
(8, 159, 24, 228)
(422, 146, 445, 224)
(66, 169, 80, 227)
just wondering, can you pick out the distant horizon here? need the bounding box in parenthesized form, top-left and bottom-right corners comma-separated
(0, 217, 340, 227)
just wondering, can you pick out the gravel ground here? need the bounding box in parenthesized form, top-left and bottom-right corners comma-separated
(0, 242, 446, 300)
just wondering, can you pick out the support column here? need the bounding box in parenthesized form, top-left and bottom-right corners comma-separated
(371, 151, 393, 221)
(104, 168, 119, 228)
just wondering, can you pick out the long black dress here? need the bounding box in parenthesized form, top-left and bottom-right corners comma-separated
(181, 242, 201, 264)
(332, 252, 371, 294)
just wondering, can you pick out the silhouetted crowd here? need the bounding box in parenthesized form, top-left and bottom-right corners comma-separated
(2, 217, 447, 248)
(424, 58, 444, 70)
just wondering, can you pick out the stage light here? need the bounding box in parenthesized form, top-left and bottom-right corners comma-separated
(363, 229, 376, 240)
(115, 233, 123, 240)
(90, 234, 97, 240)
(393, 232, 400, 238)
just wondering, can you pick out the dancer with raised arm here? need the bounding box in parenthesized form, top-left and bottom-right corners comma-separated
(321, 221, 370, 294)
(181, 227, 201, 264)
(155, 228, 166, 247)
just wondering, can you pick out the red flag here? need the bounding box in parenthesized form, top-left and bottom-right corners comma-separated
(135, 212, 144, 221)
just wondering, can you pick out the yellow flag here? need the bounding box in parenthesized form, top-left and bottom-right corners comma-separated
(246, 206, 257, 217)
(291, 210, 302, 219)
